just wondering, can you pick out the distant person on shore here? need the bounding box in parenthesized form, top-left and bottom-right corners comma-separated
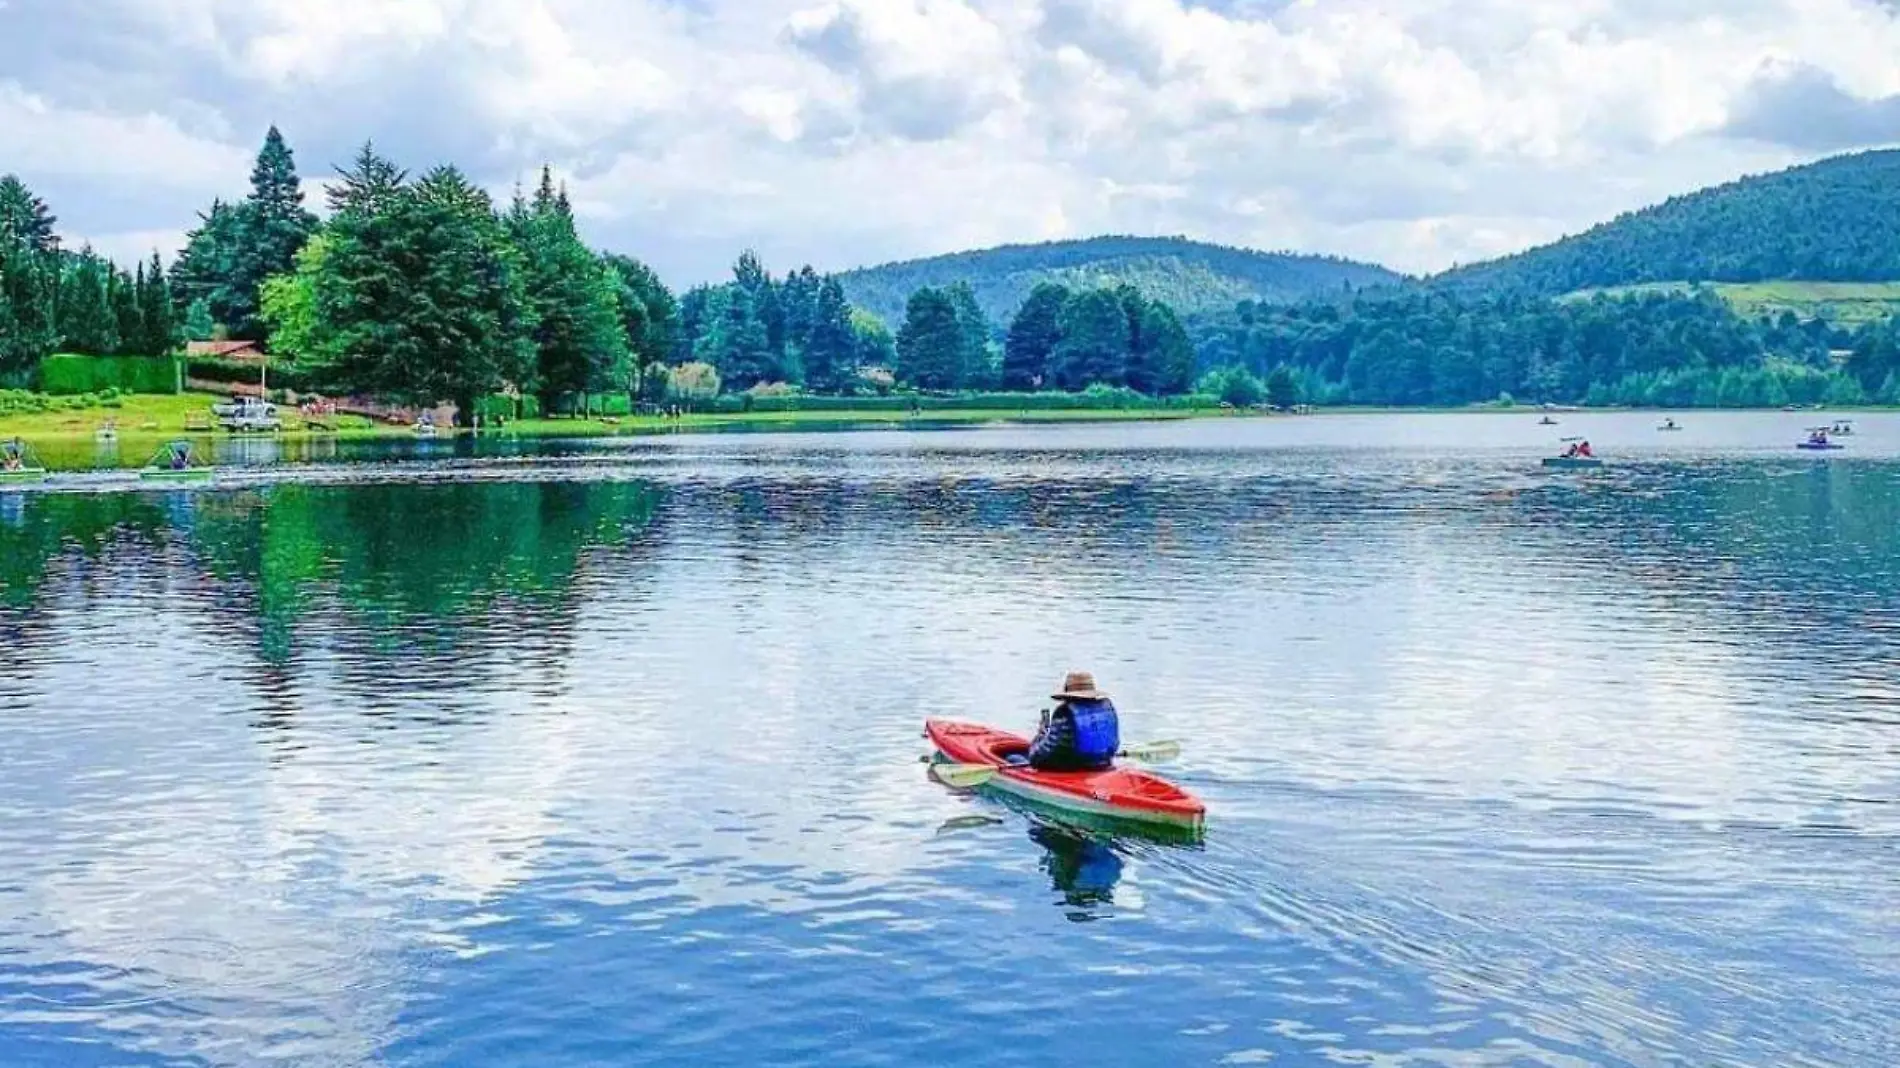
(1011, 671, 1121, 772)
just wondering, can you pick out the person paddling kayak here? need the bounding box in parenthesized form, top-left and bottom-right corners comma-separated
(1006, 671, 1121, 772)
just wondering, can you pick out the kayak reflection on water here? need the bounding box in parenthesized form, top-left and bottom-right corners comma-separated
(1031, 823, 1124, 917)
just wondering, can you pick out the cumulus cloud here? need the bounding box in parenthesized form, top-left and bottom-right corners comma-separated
(3, 0, 1900, 282)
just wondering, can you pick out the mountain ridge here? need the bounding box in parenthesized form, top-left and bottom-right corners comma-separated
(834, 234, 1404, 327)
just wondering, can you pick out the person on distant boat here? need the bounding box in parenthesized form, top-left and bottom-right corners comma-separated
(169, 442, 190, 470)
(1808, 430, 1828, 446)
(1577, 441, 1594, 458)
(1562, 442, 1580, 458)
(1019, 671, 1121, 772)
(2, 439, 23, 471)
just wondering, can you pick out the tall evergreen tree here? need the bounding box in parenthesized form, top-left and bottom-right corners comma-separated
(1003, 282, 1068, 390)
(803, 276, 855, 393)
(896, 287, 967, 389)
(109, 265, 143, 355)
(59, 252, 118, 355)
(138, 251, 180, 354)
(170, 200, 245, 332)
(1128, 301, 1194, 395)
(947, 282, 993, 387)
(0, 175, 57, 253)
(706, 284, 775, 389)
(603, 254, 678, 398)
(509, 167, 629, 404)
(780, 265, 821, 358)
(230, 127, 317, 340)
(1051, 288, 1130, 388)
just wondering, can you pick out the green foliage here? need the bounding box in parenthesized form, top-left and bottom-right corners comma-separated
(38, 353, 181, 395)
(509, 167, 629, 401)
(604, 253, 678, 396)
(259, 233, 328, 365)
(57, 252, 118, 355)
(896, 286, 970, 389)
(803, 277, 856, 393)
(705, 389, 1219, 414)
(0, 175, 57, 253)
(306, 153, 538, 410)
(168, 129, 319, 342)
(1196, 288, 1871, 407)
(1198, 366, 1266, 407)
(1438, 149, 1900, 295)
(850, 309, 895, 374)
(666, 361, 721, 407)
(1003, 281, 1067, 389)
(1129, 299, 1195, 395)
(1050, 288, 1130, 389)
(838, 235, 1401, 327)
(183, 298, 216, 342)
(1265, 364, 1299, 409)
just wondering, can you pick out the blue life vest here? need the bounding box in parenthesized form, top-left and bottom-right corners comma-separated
(1067, 698, 1120, 766)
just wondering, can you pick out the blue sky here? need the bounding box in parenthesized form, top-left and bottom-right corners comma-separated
(3, 0, 1899, 285)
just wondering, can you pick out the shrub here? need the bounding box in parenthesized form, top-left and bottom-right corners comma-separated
(667, 363, 722, 408)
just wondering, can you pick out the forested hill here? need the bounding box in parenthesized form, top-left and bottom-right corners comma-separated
(835, 236, 1402, 326)
(1433, 149, 1900, 295)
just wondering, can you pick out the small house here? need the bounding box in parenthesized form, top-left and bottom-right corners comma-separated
(187, 340, 266, 362)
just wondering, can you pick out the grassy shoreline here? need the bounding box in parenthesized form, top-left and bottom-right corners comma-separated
(0, 392, 1244, 469)
(4, 392, 1891, 470)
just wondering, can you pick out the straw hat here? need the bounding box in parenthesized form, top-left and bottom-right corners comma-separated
(1052, 671, 1108, 701)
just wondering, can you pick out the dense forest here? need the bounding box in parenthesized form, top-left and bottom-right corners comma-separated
(8, 133, 1900, 413)
(1193, 289, 1900, 407)
(1433, 150, 1900, 295)
(836, 236, 1401, 327)
(0, 176, 182, 376)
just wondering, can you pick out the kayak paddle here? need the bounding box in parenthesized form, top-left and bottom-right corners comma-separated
(930, 741, 1183, 789)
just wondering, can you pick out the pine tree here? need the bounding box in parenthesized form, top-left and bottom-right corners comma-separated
(110, 264, 143, 355)
(509, 166, 630, 404)
(329, 142, 410, 218)
(947, 282, 994, 388)
(59, 252, 119, 355)
(139, 252, 180, 354)
(1128, 301, 1194, 395)
(896, 287, 967, 389)
(803, 276, 855, 393)
(171, 200, 245, 333)
(1003, 282, 1068, 390)
(0, 231, 58, 373)
(223, 126, 318, 340)
(706, 285, 775, 389)
(0, 175, 58, 253)
(1051, 288, 1130, 389)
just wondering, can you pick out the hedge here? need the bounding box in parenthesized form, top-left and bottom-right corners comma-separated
(39, 354, 182, 396)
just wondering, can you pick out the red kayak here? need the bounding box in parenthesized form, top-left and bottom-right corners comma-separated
(925, 719, 1205, 835)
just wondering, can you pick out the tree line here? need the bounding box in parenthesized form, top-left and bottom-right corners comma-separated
(12, 128, 1900, 412)
(1191, 287, 1900, 408)
(0, 176, 181, 378)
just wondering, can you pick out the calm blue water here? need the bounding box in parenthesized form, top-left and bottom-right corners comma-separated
(3, 412, 1898, 1066)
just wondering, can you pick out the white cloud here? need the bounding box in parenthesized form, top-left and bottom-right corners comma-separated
(7, 0, 1900, 281)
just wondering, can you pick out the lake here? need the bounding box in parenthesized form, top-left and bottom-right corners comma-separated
(3, 411, 1897, 1066)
